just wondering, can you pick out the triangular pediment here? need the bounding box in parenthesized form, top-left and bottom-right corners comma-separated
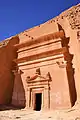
(33, 75, 46, 81)
(27, 75, 47, 83)
(26, 68, 52, 83)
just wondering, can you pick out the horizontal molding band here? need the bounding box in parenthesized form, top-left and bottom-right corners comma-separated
(18, 55, 63, 67)
(13, 47, 67, 64)
(27, 83, 49, 87)
(14, 30, 65, 49)
(17, 39, 61, 53)
(27, 79, 49, 83)
(20, 61, 59, 71)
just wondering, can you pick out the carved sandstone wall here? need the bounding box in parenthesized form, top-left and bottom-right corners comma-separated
(53, 3, 80, 101)
(11, 4, 79, 109)
(0, 36, 19, 104)
(0, 3, 79, 108)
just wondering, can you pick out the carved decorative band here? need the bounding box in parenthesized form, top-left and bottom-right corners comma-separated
(13, 47, 67, 64)
(17, 39, 61, 53)
(27, 79, 49, 83)
(18, 55, 63, 67)
(14, 30, 65, 49)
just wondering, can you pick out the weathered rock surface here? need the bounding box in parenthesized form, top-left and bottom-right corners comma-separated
(0, 104, 80, 120)
(53, 3, 80, 30)
(0, 3, 80, 120)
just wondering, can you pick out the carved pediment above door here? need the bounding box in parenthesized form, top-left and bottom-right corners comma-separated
(26, 68, 52, 85)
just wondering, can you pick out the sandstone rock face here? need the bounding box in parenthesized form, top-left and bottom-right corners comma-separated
(53, 3, 80, 30)
(0, 36, 19, 104)
(0, 3, 80, 111)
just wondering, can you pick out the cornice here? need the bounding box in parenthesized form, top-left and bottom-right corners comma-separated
(14, 30, 65, 49)
(13, 47, 67, 64)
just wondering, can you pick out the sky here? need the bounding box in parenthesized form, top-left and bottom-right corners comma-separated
(0, 0, 79, 41)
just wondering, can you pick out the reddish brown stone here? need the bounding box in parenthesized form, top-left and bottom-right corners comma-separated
(0, 4, 80, 111)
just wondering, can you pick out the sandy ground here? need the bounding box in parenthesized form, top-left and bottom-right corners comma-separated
(0, 103, 80, 120)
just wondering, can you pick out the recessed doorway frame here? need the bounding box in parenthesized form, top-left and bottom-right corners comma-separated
(30, 87, 44, 110)
(34, 93, 42, 111)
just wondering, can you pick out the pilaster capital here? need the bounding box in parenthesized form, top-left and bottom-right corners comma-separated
(56, 60, 67, 68)
(12, 69, 23, 75)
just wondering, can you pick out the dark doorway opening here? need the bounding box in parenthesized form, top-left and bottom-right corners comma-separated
(34, 93, 42, 111)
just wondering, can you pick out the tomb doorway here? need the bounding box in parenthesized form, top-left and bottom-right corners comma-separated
(34, 93, 42, 111)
